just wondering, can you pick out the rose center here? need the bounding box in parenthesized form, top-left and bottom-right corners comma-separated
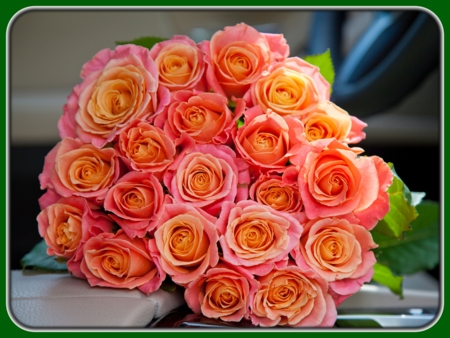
(254, 133, 277, 151)
(184, 106, 206, 127)
(55, 222, 76, 248)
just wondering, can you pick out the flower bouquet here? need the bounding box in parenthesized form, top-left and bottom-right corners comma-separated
(26, 23, 438, 328)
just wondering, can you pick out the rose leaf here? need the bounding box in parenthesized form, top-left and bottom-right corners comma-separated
(372, 262, 404, 299)
(303, 49, 335, 94)
(372, 163, 419, 238)
(372, 200, 439, 276)
(116, 36, 168, 50)
(20, 240, 68, 272)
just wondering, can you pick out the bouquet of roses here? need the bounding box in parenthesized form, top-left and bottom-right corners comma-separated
(33, 23, 426, 327)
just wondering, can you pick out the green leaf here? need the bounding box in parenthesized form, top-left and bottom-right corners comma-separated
(303, 49, 335, 94)
(228, 100, 237, 110)
(236, 115, 245, 129)
(372, 262, 404, 298)
(20, 240, 68, 272)
(372, 200, 440, 276)
(116, 36, 167, 50)
(372, 163, 419, 238)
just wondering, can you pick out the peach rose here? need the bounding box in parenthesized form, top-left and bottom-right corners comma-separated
(37, 197, 113, 260)
(250, 265, 337, 327)
(149, 35, 206, 92)
(298, 140, 393, 229)
(291, 217, 377, 305)
(164, 144, 250, 216)
(301, 101, 367, 144)
(58, 44, 170, 148)
(233, 105, 305, 173)
(199, 23, 289, 98)
(249, 57, 330, 118)
(80, 230, 165, 294)
(149, 204, 219, 284)
(185, 261, 258, 322)
(117, 119, 176, 178)
(250, 170, 303, 215)
(39, 137, 120, 203)
(154, 90, 237, 145)
(104, 171, 168, 238)
(216, 200, 302, 276)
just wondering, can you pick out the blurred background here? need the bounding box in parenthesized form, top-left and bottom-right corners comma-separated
(9, 9, 440, 283)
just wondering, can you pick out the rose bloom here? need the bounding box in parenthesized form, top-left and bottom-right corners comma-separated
(297, 140, 393, 230)
(249, 57, 330, 118)
(233, 105, 305, 173)
(117, 119, 176, 178)
(250, 265, 337, 327)
(37, 196, 113, 260)
(39, 137, 120, 204)
(217, 200, 302, 276)
(58, 44, 170, 148)
(79, 230, 165, 294)
(154, 90, 237, 145)
(149, 204, 219, 284)
(164, 144, 250, 216)
(149, 35, 206, 92)
(301, 101, 367, 144)
(250, 170, 303, 215)
(104, 171, 168, 238)
(291, 217, 377, 305)
(199, 23, 289, 98)
(185, 261, 258, 322)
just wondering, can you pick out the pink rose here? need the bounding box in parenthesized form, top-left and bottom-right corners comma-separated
(200, 23, 289, 98)
(249, 57, 330, 117)
(233, 105, 305, 173)
(149, 35, 206, 92)
(37, 197, 113, 260)
(164, 144, 250, 216)
(301, 101, 367, 144)
(154, 90, 237, 145)
(39, 137, 120, 204)
(216, 200, 302, 275)
(298, 140, 393, 229)
(104, 171, 168, 238)
(250, 265, 337, 327)
(291, 217, 377, 305)
(185, 261, 258, 322)
(80, 230, 165, 294)
(58, 44, 170, 148)
(117, 119, 176, 178)
(149, 204, 219, 284)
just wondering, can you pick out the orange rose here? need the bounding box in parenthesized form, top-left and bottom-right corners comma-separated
(149, 204, 219, 284)
(298, 140, 393, 229)
(149, 36, 206, 92)
(37, 197, 112, 260)
(250, 265, 336, 327)
(58, 45, 170, 148)
(117, 119, 176, 177)
(250, 174, 303, 214)
(234, 105, 305, 173)
(291, 217, 377, 305)
(185, 261, 258, 322)
(39, 137, 119, 203)
(302, 101, 366, 144)
(250, 57, 330, 118)
(155, 90, 235, 145)
(80, 230, 165, 294)
(217, 200, 302, 276)
(200, 23, 289, 98)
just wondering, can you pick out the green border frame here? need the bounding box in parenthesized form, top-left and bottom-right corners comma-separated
(2, 2, 446, 337)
